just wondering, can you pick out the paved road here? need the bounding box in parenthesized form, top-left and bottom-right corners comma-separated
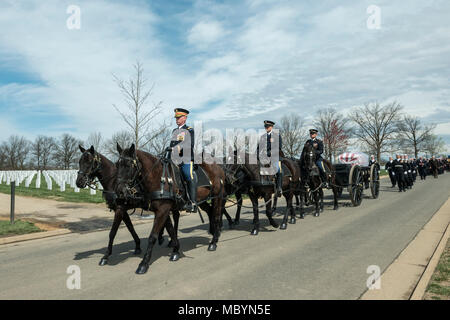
(1, 174, 449, 299)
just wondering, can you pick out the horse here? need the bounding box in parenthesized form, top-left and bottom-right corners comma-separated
(299, 143, 339, 217)
(220, 152, 279, 235)
(115, 143, 225, 274)
(76, 145, 176, 266)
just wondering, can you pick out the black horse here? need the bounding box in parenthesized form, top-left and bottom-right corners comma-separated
(299, 143, 339, 217)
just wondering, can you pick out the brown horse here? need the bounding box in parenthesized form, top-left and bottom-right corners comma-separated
(115, 144, 225, 274)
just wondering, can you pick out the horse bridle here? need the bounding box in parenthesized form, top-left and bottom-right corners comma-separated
(116, 154, 144, 195)
(78, 152, 102, 187)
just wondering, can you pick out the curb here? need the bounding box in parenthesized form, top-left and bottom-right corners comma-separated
(410, 220, 450, 300)
(0, 228, 72, 245)
(360, 196, 450, 300)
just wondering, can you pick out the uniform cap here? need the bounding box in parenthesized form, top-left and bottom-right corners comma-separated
(264, 120, 275, 127)
(174, 108, 189, 118)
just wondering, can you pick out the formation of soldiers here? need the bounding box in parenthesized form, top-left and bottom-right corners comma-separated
(384, 154, 447, 192)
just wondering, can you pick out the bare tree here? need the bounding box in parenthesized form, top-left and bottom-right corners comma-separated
(144, 121, 172, 155)
(31, 135, 56, 170)
(86, 132, 104, 154)
(0, 143, 7, 169)
(53, 134, 83, 169)
(103, 131, 134, 160)
(422, 134, 446, 157)
(349, 102, 403, 163)
(397, 115, 436, 158)
(112, 61, 163, 149)
(314, 108, 352, 162)
(1, 135, 31, 169)
(279, 114, 308, 158)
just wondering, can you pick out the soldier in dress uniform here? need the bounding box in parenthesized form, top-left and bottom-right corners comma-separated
(369, 155, 376, 166)
(393, 154, 406, 192)
(417, 156, 427, 180)
(301, 129, 327, 187)
(166, 108, 197, 213)
(385, 156, 396, 187)
(257, 120, 283, 197)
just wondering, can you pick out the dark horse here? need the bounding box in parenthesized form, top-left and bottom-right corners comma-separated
(115, 144, 225, 274)
(76, 145, 142, 265)
(299, 143, 339, 217)
(222, 152, 279, 235)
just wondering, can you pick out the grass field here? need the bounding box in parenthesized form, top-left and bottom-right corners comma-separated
(0, 172, 104, 203)
(0, 219, 42, 237)
(424, 238, 450, 300)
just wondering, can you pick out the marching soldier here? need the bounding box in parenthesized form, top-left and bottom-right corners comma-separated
(369, 155, 376, 166)
(167, 108, 197, 213)
(393, 154, 406, 192)
(417, 156, 426, 180)
(430, 156, 439, 178)
(257, 120, 283, 197)
(385, 156, 396, 187)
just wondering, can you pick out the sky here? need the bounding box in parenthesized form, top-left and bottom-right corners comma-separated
(0, 0, 449, 151)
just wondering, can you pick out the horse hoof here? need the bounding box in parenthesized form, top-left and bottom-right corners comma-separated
(251, 229, 259, 236)
(135, 263, 149, 274)
(270, 220, 279, 228)
(280, 223, 287, 230)
(99, 258, 108, 266)
(158, 237, 164, 246)
(134, 248, 142, 255)
(208, 243, 217, 251)
(289, 218, 296, 224)
(170, 252, 180, 261)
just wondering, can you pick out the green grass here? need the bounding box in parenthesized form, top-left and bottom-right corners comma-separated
(0, 219, 42, 237)
(425, 238, 450, 300)
(0, 172, 104, 204)
(379, 169, 388, 176)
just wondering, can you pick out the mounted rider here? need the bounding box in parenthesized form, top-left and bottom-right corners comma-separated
(166, 108, 197, 213)
(301, 129, 327, 187)
(257, 120, 283, 197)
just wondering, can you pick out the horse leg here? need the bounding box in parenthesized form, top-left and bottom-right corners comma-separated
(122, 211, 141, 255)
(332, 183, 339, 211)
(168, 210, 180, 248)
(295, 194, 300, 212)
(265, 193, 279, 229)
(299, 191, 305, 219)
(158, 227, 165, 246)
(280, 194, 289, 230)
(287, 193, 296, 224)
(99, 207, 123, 266)
(234, 191, 242, 225)
(314, 191, 320, 217)
(272, 196, 278, 213)
(208, 197, 222, 251)
(222, 205, 234, 230)
(250, 193, 260, 236)
(319, 188, 324, 212)
(164, 215, 181, 261)
(136, 206, 171, 275)
(199, 202, 214, 234)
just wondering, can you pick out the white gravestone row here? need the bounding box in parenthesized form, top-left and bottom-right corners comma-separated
(0, 170, 101, 195)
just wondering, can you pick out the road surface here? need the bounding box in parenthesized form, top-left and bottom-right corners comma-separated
(0, 174, 449, 299)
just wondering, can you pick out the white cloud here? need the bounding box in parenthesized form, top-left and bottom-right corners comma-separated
(187, 20, 225, 49)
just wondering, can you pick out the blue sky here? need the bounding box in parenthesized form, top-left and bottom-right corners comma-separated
(0, 0, 449, 150)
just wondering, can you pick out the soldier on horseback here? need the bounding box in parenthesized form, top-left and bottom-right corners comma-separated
(301, 129, 327, 188)
(166, 108, 197, 213)
(257, 120, 283, 197)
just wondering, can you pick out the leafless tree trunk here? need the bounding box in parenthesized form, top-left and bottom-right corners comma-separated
(279, 114, 308, 158)
(314, 107, 352, 162)
(32, 135, 56, 170)
(53, 134, 82, 169)
(112, 61, 163, 149)
(349, 102, 403, 163)
(397, 115, 436, 158)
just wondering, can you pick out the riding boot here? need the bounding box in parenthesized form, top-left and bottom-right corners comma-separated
(186, 174, 198, 213)
(276, 172, 283, 197)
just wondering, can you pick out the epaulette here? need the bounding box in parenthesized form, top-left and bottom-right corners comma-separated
(187, 126, 193, 130)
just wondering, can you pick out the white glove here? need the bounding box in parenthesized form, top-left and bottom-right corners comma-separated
(408, 170, 411, 173)
(404, 172, 407, 175)
(392, 172, 395, 175)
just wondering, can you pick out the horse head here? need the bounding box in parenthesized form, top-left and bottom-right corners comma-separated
(115, 143, 141, 198)
(77, 145, 102, 188)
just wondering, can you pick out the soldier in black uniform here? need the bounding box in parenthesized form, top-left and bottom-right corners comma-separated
(301, 129, 327, 187)
(385, 156, 396, 187)
(393, 154, 406, 192)
(166, 108, 197, 213)
(257, 120, 283, 197)
(411, 158, 417, 182)
(417, 156, 426, 180)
